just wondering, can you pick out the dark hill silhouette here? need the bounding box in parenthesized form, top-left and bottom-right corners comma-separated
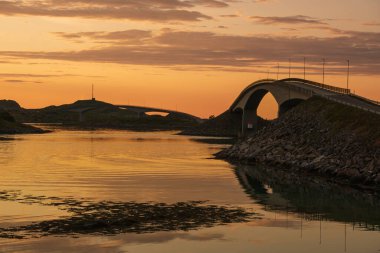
(0, 109, 45, 134)
(180, 110, 270, 137)
(0, 99, 201, 131)
(0, 100, 21, 110)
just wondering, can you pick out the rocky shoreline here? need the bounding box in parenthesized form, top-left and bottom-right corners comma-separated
(0, 110, 47, 135)
(216, 97, 380, 191)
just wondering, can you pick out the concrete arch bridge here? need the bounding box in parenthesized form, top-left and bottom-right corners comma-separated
(230, 78, 380, 135)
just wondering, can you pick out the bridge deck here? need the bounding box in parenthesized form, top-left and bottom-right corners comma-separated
(231, 78, 380, 115)
(287, 79, 380, 115)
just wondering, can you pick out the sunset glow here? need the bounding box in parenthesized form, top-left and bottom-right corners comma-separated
(0, 0, 379, 117)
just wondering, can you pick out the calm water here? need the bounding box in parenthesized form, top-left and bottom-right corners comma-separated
(0, 129, 379, 253)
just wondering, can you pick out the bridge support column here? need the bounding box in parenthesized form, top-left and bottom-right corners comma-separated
(79, 111, 84, 122)
(241, 109, 258, 136)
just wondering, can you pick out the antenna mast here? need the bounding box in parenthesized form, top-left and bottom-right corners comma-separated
(92, 84, 95, 101)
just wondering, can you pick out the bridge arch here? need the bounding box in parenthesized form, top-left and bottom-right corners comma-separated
(231, 79, 315, 135)
(244, 89, 280, 111)
(229, 78, 380, 136)
(241, 88, 281, 132)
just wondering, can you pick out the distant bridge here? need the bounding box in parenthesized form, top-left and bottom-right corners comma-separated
(230, 78, 380, 135)
(66, 101, 202, 123)
(116, 105, 202, 122)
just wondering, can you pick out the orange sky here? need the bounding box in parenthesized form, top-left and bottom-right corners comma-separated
(0, 0, 379, 118)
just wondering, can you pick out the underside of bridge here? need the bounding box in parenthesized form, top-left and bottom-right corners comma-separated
(232, 82, 310, 135)
(241, 89, 274, 133)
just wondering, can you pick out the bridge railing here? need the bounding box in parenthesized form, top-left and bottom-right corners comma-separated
(282, 78, 351, 95)
(317, 94, 380, 115)
(349, 94, 380, 106)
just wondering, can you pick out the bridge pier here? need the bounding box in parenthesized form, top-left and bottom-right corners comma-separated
(241, 109, 258, 136)
(79, 111, 84, 122)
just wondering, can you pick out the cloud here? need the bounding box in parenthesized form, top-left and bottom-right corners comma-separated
(0, 73, 58, 78)
(4, 79, 28, 83)
(53, 29, 153, 44)
(2, 29, 380, 75)
(250, 15, 327, 25)
(363, 22, 380, 27)
(0, 73, 105, 78)
(252, 0, 274, 3)
(3, 79, 43, 84)
(0, 0, 234, 22)
(192, 0, 230, 7)
(220, 14, 239, 18)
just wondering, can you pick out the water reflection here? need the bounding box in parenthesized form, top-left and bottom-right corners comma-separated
(0, 130, 379, 253)
(234, 164, 380, 231)
(0, 191, 256, 239)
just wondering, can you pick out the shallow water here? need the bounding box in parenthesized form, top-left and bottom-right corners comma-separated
(0, 129, 379, 252)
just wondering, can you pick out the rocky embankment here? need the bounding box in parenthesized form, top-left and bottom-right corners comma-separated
(216, 96, 380, 190)
(0, 109, 46, 134)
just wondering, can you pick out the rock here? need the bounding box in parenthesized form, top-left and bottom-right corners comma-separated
(215, 96, 380, 190)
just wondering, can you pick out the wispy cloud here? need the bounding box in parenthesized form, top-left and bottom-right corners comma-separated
(2, 29, 380, 75)
(3, 79, 43, 84)
(0, 73, 105, 78)
(220, 14, 239, 18)
(0, 0, 232, 22)
(363, 21, 380, 27)
(52, 29, 153, 44)
(0, 73, 59, 78)
(250, 15, 327, 25)
(252, 0, 272, 3)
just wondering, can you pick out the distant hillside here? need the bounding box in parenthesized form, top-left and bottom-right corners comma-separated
(0, 100, 21, 110)
(0, 99, 201, 131)
(180, 110, 271, 137)
(0, 109, 45, 134)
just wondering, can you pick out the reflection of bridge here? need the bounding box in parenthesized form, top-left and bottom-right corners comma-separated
(230, 78, 380, 135)
(234, 164, 380, 231)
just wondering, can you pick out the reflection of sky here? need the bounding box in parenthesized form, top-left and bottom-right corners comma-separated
(0, 131, 379, 253)
(2, 222, 380, 253)
(0, 201, 68, 228)
(0, 130, 249, 204)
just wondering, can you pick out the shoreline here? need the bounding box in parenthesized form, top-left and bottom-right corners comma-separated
(214, 97, 380, 192)
(215, 154, 380, 193)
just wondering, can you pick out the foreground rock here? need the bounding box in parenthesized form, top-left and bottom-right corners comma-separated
(216, 97, 380, 191)
(0, 109, 46, 134)
(0, 190, 257, 239)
